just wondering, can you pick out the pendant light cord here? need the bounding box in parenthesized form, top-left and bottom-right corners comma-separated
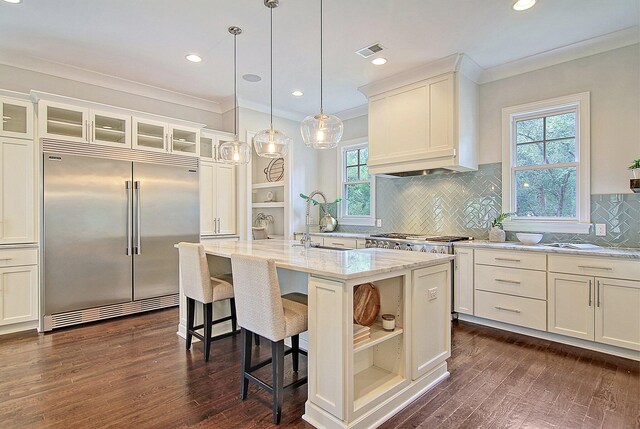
(320, 0, 324, 114)
(270, 7, 274, 130)
(234, 32, 238, 139)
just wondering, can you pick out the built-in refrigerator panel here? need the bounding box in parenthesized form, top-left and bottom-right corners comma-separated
(132, 162, 199, 300)
(44, 153, 133, 314)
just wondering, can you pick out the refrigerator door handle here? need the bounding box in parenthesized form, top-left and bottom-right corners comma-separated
(126, 180, 132, 255)
(134, 181, 141, 255)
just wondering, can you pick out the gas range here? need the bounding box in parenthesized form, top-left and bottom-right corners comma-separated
(365, 233, 472, 254)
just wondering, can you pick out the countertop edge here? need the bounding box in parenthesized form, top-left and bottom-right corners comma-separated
(453, 241, 640, 259)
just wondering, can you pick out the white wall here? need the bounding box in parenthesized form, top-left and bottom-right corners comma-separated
(479, 44, 639, 194)
(0, 63, 223, 128)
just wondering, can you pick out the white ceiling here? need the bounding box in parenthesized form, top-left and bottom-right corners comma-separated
(0, 0, 638, 116)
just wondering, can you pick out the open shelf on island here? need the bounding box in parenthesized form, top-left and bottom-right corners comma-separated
(252, 181, 285, 189)
(353, 365, 406, 411)
(354, 324, 404, 353)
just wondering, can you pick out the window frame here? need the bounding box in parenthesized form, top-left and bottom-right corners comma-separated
(337, 137, 376, 226)
(501, 92, 591, 234)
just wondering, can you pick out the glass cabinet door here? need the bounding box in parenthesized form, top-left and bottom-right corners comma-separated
(200, 133, 215, 160)
(1, 98, 33, 140)
(132, 118, 167, 153)
(170, 126, 199, 157)
(40, 102, 88, 143)
(91, 110, 131, 148)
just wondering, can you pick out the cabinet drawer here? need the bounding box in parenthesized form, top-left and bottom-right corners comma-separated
(475, 249, 546, 271)
(475, 290, 546, 331)
(548, 255, 640, 281)
(0, 248, 38, 267)
(475, 264, 546, 300)
(322, 237, 357, 249)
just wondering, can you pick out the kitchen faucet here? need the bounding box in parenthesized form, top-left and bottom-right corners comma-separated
(301, 190, 329, 248)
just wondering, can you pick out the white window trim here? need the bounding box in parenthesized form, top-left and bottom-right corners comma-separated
(501, 92, 591, 234)
(337, 137, 376, 226)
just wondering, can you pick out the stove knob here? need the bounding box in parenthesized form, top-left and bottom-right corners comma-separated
(405, 245, 413, 251)
(378, 241, 385, 248)
(393, 242, 401, 250)
(419, 247, 427, 252)
(384, 243, 390, 249)
(431, 248, 437, 253)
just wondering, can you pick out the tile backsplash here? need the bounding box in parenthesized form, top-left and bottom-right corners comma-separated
(337, 162, 639, 249)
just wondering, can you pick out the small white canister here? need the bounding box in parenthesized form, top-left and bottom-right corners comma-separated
(381, 314, 395, 331)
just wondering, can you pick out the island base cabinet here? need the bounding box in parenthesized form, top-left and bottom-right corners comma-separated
(595, 278, 640, 351)
(411, 264, 451, 380)
(307, 276, 345, 420)
(547, 273, 594, 341)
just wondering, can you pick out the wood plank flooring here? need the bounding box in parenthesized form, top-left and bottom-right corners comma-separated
(0, 308, 637, 428)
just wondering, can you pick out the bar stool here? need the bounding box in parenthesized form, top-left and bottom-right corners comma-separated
(231, 254, 308, 424)
(177, 242, 238, 362)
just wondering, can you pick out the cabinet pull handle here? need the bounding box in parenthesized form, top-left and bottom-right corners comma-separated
(85, 119, 89, 141)
(597, 280, 601, 307)
(495, 279, 521, 285)
(495, 258, 521, 262)
(495, 306, 521, 313)
(331, 242, 345, 246)
(577, 265, 612, 271)
(90, 121, 94, 142)
(588, 279, 592, 307)
(0, 258, 13, 261)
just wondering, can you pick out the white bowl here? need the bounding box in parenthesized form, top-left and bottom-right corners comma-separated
(516, 233, 543, 245)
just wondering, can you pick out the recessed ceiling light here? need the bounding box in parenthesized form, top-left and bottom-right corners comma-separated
(292, 90, 303, 97)
(185, 54, 202, 63)
(512, 0, 536, 11)
(371, 57, 387, 65)
(243, 74, 262, 82)
(3, 0, 23, 4)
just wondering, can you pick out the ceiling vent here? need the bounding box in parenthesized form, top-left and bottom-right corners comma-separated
(355, 42, 384, 58)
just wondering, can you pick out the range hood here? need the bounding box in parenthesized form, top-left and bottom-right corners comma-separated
(359, 53, 482, 177)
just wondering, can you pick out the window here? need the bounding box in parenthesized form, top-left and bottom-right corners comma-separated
(502, 93, 590, 234)
(338, 139, 376, 226)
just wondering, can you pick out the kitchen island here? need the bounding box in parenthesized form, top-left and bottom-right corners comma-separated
(177, 240, 454, 429)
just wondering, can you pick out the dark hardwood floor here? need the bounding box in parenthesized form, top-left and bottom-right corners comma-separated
(0, 308, 637, 428)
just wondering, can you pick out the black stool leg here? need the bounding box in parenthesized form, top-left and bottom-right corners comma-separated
(203, 303, 213, 362)
(230, 298, 238, 336)
(241, 328, 252, 400)
(254, 334, 261, 346)
(291, 334, 300, 372)
(186, 297, 195, 350)
(272, 340, 285, 424)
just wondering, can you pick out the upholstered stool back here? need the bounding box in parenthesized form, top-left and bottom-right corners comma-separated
(231, 254, 286, 342)
(177, 242, 212, 304)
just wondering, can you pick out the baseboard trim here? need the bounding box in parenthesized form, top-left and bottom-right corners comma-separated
(458, 314, 640, 361)
(0, 320, 38, 336)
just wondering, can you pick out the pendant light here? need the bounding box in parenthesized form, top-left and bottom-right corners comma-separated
(300, 0, 343, 149)
(254, 0, 291, 158)
(218, 26, 251, 165)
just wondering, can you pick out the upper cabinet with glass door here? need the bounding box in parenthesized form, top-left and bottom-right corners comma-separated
(1, 96, 33, 140)
(199, 130, 235, 161)
(132, 117, 167, 153)
(170, 125, 199, 157)
(38, 101, 89, 143)
(90, 110, 131, 148)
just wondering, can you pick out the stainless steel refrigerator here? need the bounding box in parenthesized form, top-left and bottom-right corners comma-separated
(42, 140, 199, 330)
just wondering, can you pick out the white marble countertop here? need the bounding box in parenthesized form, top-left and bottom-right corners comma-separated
(293, 231, 371, 239)
(200, 239, 454, 280)
(454, 240, 640, 259)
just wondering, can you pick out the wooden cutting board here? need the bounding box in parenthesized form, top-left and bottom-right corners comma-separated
(353, 283, 380, 326)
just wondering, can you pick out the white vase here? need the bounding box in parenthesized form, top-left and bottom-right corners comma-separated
(489, 227, 506, 242)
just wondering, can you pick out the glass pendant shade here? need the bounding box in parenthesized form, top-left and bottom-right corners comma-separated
(254, 128, 291, 158)
(301, 112, 343, 149)
(218, 137, 251, 164)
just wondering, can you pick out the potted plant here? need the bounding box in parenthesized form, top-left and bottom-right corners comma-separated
(489, 212, 515, 242)
(299, 194, 342, 232)
(629, 159, 640, 179)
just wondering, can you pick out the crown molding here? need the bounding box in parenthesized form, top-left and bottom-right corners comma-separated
(234, 97, 307, 122)
(480, 26, 640, 84)
(335, 104, 368, 121)
(0, 50, 224, 113)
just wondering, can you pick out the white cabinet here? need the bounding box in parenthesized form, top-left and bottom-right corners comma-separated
(0, 137, 35, 244)
(411, 263, 451, 380)
(39, 101, 131, 148)
(548, 272, 640, 351)
(133, 118, 199, 156)
(362, 62, 479, 175)
(1, 97, 33, 140)
(200, 130, 235, 161)
(0, 248, 38, 329)
(454, 248, 473, 314)
(200, 161, 236, 235)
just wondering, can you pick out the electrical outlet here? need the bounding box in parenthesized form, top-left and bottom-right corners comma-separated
(595, 224, 607, 237)
(376, 219, 382, 228)
(428, 287, 438, 300)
